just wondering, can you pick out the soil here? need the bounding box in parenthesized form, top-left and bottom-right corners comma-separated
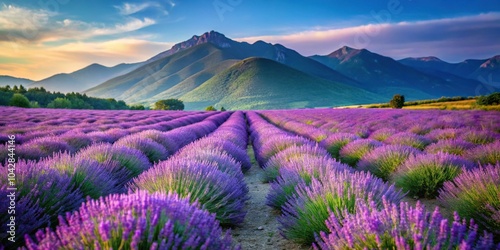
(230, 147, 309, 250)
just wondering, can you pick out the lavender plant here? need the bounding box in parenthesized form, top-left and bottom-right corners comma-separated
(319, 133, 359, 159)
(425, 139, 475, 156)
(439, 163, 500, 235)
(314, 198, 498, 249)
(339, 139, 383, 166)
(357, 145, 421, 181)
(393, 152, 474, 198)
(465, 141, 500, 165)
(130, 158, 248, 226)
(279, 170, 405, 245)
(114, 135, 169, 163)
(23, 191, 234, 250)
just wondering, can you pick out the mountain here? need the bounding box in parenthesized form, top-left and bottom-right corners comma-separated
(310, 46, 483, 100)
(85, 31, 359, 104)
(399, 56, 500, 87)
(0, 76, 34, 87)
(179, 57, 382, 110)
(30, 63, 142, 93)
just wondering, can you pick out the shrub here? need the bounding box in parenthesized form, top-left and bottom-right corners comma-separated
(368, 128, 397, 142)
(465, 141, 500, 165)
(77, 144, 151, 186)
(267, 155, 351, 210)
(339, 139, 383, 166)
(46, 97, 72, 109)
(389, 94, 405, 109)
(279, 170, 405, 245)
(314, 199, 497, 249)
(130, 158, 249, 226)
(262, 144, 329, 182)
(461, 130, 498, 145)
(439, 163, 500, 235)
(114, 135, 169, 163)
(18, 136, 74, 158)
(385, 132, 431, 150)
(393, 152, 474, 198)
(59, 132, 92, 151)
(205, 105, 218, 111)
(9, 93, 30, 108)
(255, 135, 314, 166)
(153, 99, 184, 110)
(357, 145, 421, 181)
(477, 92, 500, 105)
(24, 191, 234, 249)
(134, 130, 179, 155)
(319, 133, 359, 159)
(42, 153, 120, 198)
(425, 139, 475, 155)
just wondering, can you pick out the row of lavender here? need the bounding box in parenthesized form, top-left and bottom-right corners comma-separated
(247, 110, 499, 248)
(0, 108, 247, 248)
(0, 107, 206, 144)
(260, 109, 500, 237)
(0, 111, 219, 162)
(22, 111, 250, 249)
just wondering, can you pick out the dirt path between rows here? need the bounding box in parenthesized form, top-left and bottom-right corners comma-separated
(231, 147, 309, 250)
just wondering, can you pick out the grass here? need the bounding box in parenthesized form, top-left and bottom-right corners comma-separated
(344, 97, 500, 111)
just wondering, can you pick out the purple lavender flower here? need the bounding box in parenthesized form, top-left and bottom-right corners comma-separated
(439, 163, 500, 235)
(279, 170, 405, 245)
(339, 139, 383, 166)
(465, 141, 500, 165)
(130, 158, 249, 226)
(368, 128, 398, 142)
(425, 139, 475, 156)
(393, 152, 475, 198)
(59, 132, 92, 151)
(134, 130, 180, 155)
(23, 191, 234, 249)
(19, 136, 74, 158)
(262, 144, 330, 182)
(41, 152, 121, 198)
(426, 128, 465, 142)
(77, 143, 151, 187)
(267, 155, 351, 209)
(357, 145, 422, 181)
(385, 132, 431, 150)
(256, 135, 315, 166)
(319, 133, 359, 159)
(314, 198, 497, 249)
(461, 130, 499, 145)
(114, 135, 169, 163)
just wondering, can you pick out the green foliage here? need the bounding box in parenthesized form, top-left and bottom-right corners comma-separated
(477, 92, 500, 106)
(47, 97, 72, 109)
(130, 104, 145, 110)
(220, 106, 226, 111)
(205, 105, 217, 111)
(154, 99, 184, 110)
(389, 94, 405, 109)
(9, 93, 30, 108)
(29, 101, 40, 108)
(0, 85, 129, 110)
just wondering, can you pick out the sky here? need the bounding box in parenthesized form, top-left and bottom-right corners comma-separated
(1, 0, 499, 80)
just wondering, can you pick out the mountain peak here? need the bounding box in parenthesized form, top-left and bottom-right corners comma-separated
(480, 55, 500, 68)
(326, 46, 365, 61)
(146, 31, 233, 62)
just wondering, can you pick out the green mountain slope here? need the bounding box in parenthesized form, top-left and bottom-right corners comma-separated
(180, 57, 383, 110)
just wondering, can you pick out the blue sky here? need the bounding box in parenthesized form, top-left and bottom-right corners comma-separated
(1, 0, 499, 80)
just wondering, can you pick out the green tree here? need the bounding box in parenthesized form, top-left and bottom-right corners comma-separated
(205, 105, 217, 111)
(130, 104, 145, 110)
(154, 99, 184, 110)
(389, 94, 405, 109)
(47, 97, 72, 109)
(220, 106, 227, 111)
(477, 92, 500, 106)
(9, 93, 30, 108)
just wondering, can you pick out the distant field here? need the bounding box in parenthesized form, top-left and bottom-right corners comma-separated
(341, 98, 500, 111)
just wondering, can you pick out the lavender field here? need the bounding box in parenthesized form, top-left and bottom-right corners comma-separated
(1, 107, 500, 249)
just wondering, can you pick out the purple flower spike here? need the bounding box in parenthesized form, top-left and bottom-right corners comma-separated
(23, 191, 235, 250)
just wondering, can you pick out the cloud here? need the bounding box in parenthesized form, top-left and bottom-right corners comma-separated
(236, 12, 500, 62)
(115, 2, 162, 15)
(0, 5, 156, 43)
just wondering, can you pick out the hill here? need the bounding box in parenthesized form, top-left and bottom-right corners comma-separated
(310, 46, 482, 100)
(0, 76, 34, 87)
(179, 57, 382, 110)
(30, 63, 141, 93)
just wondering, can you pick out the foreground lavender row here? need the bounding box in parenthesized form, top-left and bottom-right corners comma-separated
(0, 107, 499, 249)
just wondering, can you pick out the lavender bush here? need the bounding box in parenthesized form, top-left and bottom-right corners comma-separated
(23, 191, 234, 250)
(393, 152, 474, 198)
(465, 141, 500, 165)
(319, 133, 359, 159)
(439, 163, 500, 236)
(425, 139, 475, 156)
(315, 198, 498, 249)
(114, 135, 169, 163)
(339, 139, 383, 166)
(357, 145, 421, 181)
(130, 158, 248, 226)
(279, 170, 405, 245)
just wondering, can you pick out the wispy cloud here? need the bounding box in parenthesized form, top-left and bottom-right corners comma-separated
(236, 12, 500, 62)
(0, 5, 156, 43)
(115, 2, 161, 15)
